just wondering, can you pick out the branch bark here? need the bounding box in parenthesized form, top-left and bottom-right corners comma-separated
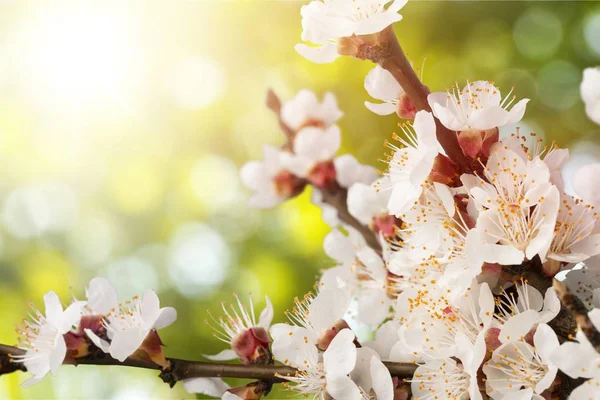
(377, 27, 471, 173)
(0, 343, 416, 386)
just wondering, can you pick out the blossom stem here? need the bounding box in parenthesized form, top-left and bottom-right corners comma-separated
(377, 27, 470, 172)
(0, 343, 416, 385)
(266, 90, 383, 253)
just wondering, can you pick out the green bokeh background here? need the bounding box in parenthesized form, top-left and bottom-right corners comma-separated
(0, 1, 599, 399)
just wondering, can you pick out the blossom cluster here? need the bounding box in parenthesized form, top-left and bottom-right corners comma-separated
(8, 1, 600, 399)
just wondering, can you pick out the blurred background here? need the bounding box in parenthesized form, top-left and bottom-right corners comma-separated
(0, 1, 599, 398)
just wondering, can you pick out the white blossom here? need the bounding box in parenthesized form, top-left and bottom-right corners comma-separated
(483, 324, 559, 398)
(240, 145, 304, 209)
(581, 67, 600, 125)
(428, 81, 529, 131)
(281, 89, 343, 131)
(14, 292, 85, 386)
(203, 295, 273, 362)
(573, 163, 600, 207)
(279, 328, 363, 399)
(296, 0, 408, 64)
(364, 65, 408, 116)
(386, 110, 440, 215)
(85, 290, 176, 362)
(462, 141, 560, 263)
(270, 286, 350, 369)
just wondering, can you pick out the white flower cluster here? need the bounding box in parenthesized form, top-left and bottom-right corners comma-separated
(14, 278, 176, 386)
(239, 76, 600, 399)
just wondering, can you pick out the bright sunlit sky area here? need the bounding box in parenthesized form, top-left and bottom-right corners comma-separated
(0, 1, 599, 399)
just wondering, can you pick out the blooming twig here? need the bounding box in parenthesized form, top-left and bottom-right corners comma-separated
(266, 90, 383, 253)
(0, 343, 416, 385)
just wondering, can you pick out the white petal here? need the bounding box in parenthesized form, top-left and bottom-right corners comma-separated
(295, 42, 340, 64)
(568, 379, 600, 399)
(86, 277, 119, 315)
(84, 328, 111, 353)
(499, 310, 538, 343)
(370, 357, 394, 400)
(203, 349, 238, 361)
(354, 11, 402, 36)
(468, 107, 509, 130)
(49, 335, 67, 375)
(325, 374, 363, 400)
(270, 324, 318, 370)
(533, 323, 559, 365)
(506, 99, 530, 125)
(323, 328, 356, 376)
(308, 287, 350, 333)
(60, 301, 85, 333)
(364, 65, 402, 102)
(183, 377, 230, 397)
(365, 100, 397, 115)
(43, 291, 63, 329)
(141, 290, 161, 328)
(538, 288, 561, 323)
(258, 296, 274, 329)
(109, 327, 147, 361)
(240, 161, 267, 191)
(154, 307, 177, 330)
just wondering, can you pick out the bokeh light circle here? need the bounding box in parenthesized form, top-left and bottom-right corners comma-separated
(513, 7, 562, 60)
(584, 13, 600, 56)
(170, 57, 226, 109)
(167, 223, 231, 297)
(537, 60, 580, 110)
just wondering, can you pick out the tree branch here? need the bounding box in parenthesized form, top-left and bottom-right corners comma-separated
(377, 27, 471, 173)
(0, 343, 417, 386)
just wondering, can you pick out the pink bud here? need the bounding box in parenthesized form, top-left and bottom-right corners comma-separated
(307, 160, 337, 189)
(396, 94, 417, 119)
(78, 315, 103, 334)
(232, 327, 271, 364)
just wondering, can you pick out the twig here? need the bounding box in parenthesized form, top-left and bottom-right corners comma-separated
(0, 343, 416, 386)
(377, 26, 471, 173)
(266, 90, 383, 253)
(553, 279, 600, 351)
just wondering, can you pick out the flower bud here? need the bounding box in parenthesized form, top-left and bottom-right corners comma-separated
(232, 327, 271, 365)
(307, 160, 336, 189)
(139, 330, 170, 369)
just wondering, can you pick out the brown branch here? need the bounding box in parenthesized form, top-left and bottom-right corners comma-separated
(0, 343, 416, 386)
(266, 90, 383, 253)
(553, 279, 600, 351)
(377, 27, 471, 173)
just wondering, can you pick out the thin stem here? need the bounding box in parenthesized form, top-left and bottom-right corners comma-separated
(266, 90, 383, 253)
(0, 343, 417, 385)
(377, 26, 471, 173)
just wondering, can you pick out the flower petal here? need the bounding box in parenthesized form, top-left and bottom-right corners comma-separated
(109, 326, 147, 361)
(258, 296, 274, 329)
(323, 328, 356, 376)
(295, 42, 340, 64)
(183, 377, 230, 396)
(154, 307, 177, 329)
(203, 349, 238, 361)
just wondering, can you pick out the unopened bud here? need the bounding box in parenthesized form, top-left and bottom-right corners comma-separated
(307, 160, 337, 189)
(396, 93, 417, 120)
(317, 319, 351, 350)
(232, 327, 271, 365)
